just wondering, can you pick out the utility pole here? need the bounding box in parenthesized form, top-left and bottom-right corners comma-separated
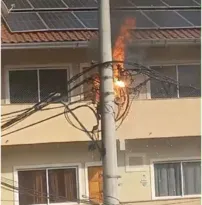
(99, 0, 119, 205)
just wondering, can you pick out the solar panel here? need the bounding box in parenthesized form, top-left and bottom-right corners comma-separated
(130, 0, 166, 7)
(4, 12, 47, 32)
(29, 0, 67, 8)
(74, 11, 98, 28)
(2, 0, 32, 9)
(111, 11, 158, 28)
(178, 10, 201, 26)
(163, 0, 198, 6)
(110, 0, 134, 7)
(39, 12, 86, 30)
(62, 0, 98, 8)
(143, 11, 193, 28)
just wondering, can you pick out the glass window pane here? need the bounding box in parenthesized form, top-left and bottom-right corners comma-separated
(9, 70, 38, 103)
(48, 168, 77, 203)
(178, 65, 201, 97)
(39, 69, 68, 101)
(18, 170, 47, 205)
(154, 163, 182, 197)
(150, 66, 178, 98)
(183, 161, 201, 195)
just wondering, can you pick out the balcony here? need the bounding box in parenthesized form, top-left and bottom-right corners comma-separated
(1, 98, 200, 146)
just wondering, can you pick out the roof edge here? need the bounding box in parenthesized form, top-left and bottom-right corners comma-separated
(129, 38, 201, 47)
(1, 41, 89, 50)
(1, 38, 200, 50)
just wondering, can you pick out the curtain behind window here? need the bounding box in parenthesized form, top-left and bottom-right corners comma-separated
(48, 168, 77, 203)
(183, 161, 201, 195)
(18, 170, 47, 205)
(154, 163, 182, 197)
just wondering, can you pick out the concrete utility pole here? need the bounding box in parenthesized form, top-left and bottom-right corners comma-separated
(99, 0, 119, 205)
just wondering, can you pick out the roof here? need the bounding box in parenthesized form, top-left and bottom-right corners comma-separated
(1, 23, 201, 44)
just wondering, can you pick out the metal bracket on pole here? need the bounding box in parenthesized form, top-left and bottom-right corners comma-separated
(105, 175, 121, 179)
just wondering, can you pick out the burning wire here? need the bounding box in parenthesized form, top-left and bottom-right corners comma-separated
(2, 60, 200, 156)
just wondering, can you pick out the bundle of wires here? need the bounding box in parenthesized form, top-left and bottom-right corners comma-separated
(1, 60, 200, 155)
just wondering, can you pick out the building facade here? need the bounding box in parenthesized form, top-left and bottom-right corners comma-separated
(1, 16, 201, 205)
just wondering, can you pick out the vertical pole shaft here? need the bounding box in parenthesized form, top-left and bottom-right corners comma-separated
(99, 0, 119, 205)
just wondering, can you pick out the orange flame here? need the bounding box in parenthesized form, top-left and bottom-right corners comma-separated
(113, 18, 136, 79)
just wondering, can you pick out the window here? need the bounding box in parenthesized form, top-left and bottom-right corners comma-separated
(18, 167, 78, 205)
(150, 66, 178, 98)
(9, 70, 38, 103)
(150, 65, 201, 99)
(154, 161, 201, 197)
(9, 68, 69, 103)
(178, 65, 201, 97)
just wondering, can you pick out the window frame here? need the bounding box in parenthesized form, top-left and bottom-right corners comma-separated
(13, 163, 83, 205)
(5, 64, 72, 104)
(75, 63, 91, 102)
(150, 157, 201, 200)
(147, 62, 200, 100)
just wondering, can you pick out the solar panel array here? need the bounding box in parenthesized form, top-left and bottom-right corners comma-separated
(2, 0, 201, 33)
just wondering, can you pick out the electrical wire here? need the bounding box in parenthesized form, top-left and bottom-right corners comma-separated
(1, 92, 61, 130)
(1, 180, 98, 205)
(116, 78, 150, 130)
(1, 89, 92, 118)
(1, 99, 89, 137)
(2, 60, 200, 133)
(1, 90, 92, 126)
(1, 75, 93, 130)
(2, 177, 200, 205)
(1, 61, 110, 132)
(2, 176, 116, 205)
(62, 102, 103, 155)
(1, 60, 200, 155)
(1, 61, 100, 119)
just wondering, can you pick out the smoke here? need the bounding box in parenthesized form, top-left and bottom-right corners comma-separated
(87, 5, 149, 63)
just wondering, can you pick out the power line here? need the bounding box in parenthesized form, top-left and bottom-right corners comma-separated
(2, 60, 200, 138)
(1, 177, 199, 205)
(1, 90, 91, 118)
(1, 99, 90, 137)
(2, 177, 115, 205)
(1, 180, 97, 205)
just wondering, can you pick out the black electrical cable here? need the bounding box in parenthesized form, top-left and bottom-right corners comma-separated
(116, 78, 150, 130)
(1, 99, 88, 137)
(3, 176, 199, 205)
(1, 61, 99, 118)
(62, 102, 103, 155)
(1, 75, 95, 132)
(1, 180, 98, 205)
(1, 89, 92, 118)
(2, 60, 199, 118)
(1, 76, 92, 130)
(1, 89, 92, 125)
(115, 88, 130, 122)
(2, 60, 200, 139)
(1, 59, 106, 130)
(1, 92, 60, 130)
(64, 104, 99, 133)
